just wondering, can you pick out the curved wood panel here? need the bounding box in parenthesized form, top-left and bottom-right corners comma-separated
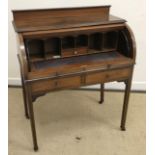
(17, 34, 29, 79)
(125, 24, 137, 63)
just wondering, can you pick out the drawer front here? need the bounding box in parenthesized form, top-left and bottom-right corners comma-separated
(86, 68, 131, 85)
(31, 75, 81, 94)
(76, 47, 88, 55)
(31, 68, 132, 94)
(62, 47, 88, 58)
(61, 49, 74, 57)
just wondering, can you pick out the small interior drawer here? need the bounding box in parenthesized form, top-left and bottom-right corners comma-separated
(86, 68, 132, 84)
(61, 49, 74, 57)
(61, 48, 88, 57)
(76, 47, 88, 55)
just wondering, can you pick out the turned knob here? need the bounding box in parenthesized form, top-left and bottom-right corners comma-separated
(74, 51, 78, 55)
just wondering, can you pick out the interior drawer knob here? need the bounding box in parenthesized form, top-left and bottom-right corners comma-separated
(74, 51, 78, 55)
(107, 64, 111, 69)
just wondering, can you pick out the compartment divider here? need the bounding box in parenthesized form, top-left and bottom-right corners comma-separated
(59, 37, 62, 58)
(74, 35, 78, 55)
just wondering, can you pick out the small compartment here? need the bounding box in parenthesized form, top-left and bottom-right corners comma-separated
(76, 34, 89, 55)
(76, 35, 88, 47)
(89, 33, 103, 53)
(88, 31, 119, 53)
(62, 36, 75, 49)
(62, 36, 75, 57)
(117, 31, 131, 57)
(102, 31, 119, 51)
(44, 38, 61, 59)
(25, 39, 44, 61)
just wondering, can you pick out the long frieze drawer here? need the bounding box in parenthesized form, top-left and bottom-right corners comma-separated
(31, 67, 132, 94)
(86, 68, 132, 84)
(31, 75, 81, 94)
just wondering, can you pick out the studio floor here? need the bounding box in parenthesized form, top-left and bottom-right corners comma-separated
(8, 87, 146, 155)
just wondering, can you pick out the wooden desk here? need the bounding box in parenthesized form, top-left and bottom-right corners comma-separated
(12, 6, 136, 151)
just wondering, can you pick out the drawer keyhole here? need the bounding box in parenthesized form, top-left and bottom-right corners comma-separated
(55, 81, 58, 87)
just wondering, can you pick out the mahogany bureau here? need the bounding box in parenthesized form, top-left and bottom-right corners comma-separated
(12, 6, 136, 151)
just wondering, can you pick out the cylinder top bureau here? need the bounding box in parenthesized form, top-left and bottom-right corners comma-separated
(12, 5, 136, 151)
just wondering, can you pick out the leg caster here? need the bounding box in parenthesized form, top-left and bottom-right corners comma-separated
(34, 146, 39, 151)
(25, 113, 30, 119)
(120, 126, 126, 131)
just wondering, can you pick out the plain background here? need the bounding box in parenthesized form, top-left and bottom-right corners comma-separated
(8, 0, 146, 91)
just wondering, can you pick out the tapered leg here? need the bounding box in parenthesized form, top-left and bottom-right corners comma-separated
(120, 78, 132, 131)
(99, 83, 104, 104)
(27, 85, 38, 151)
(21, 76, 29, 119)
